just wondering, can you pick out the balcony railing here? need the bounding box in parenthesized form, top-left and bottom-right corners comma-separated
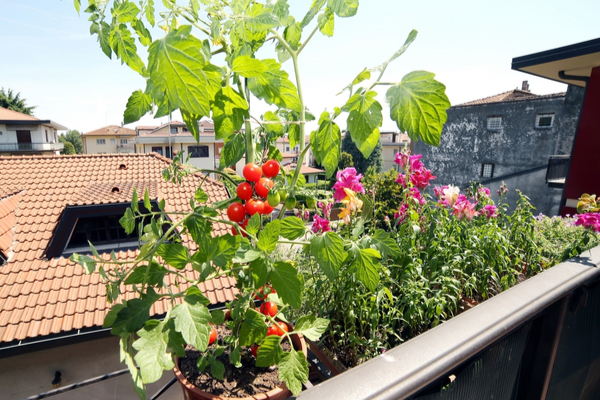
(0, 142, 64, 152)
(298, 246, 600, 400)
(546, 155, 570, 187)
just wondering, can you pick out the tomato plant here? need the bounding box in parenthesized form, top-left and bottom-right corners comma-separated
(255, 178, 274, 198)
(236, 182, 253, 201)
(272, 322, 289, 337)
(262, 202, 274, 215)
(285, 195, 297, 210)
(227, 203, 246, 222)
(260, 301, 278, 317)
(245, 199, 264, 216)
(250, 344, 259, 358)
(262, 160, 280, 178)
(267, 190, 280, 207)
(243, 163, 262, 183)
(208, 327, 217, 345)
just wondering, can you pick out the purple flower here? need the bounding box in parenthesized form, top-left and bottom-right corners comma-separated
(333, 167, 365, 202)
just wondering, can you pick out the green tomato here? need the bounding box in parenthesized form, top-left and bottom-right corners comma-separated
(278, 189, 288, 202)
(285, 195, 296, 210)
(267, 190, 281, 207)
(306, 196, 316, 209)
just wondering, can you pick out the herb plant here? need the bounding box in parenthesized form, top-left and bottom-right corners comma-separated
(70, 0, 449, 398)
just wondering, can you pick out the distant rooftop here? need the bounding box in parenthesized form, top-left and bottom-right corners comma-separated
(454, 89, 566, 108)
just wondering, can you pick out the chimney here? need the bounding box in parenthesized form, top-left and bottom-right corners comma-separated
(522, 81, 530, 92)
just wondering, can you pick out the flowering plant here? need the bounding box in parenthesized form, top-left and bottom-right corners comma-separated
(69, 0, 449, 398)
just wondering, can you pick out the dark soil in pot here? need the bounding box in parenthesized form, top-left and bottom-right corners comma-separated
(178, 324, 292, 398)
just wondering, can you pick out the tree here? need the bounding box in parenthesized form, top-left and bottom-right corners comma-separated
(338, 152, 354, 170)
(62, 141, 76, 155)
(341, 132, 383, 175)
(59, 130, 83, 154)
(0, 88, 36, 115)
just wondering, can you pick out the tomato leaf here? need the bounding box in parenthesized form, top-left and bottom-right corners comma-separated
(280, 217, 306, 240)
(256, 335, 284, 367)
(269, 261, 303, 309)
(239, 308, 268, 346)
(171, 289, 212, 351)
(293, 316, 330, 341)
(258, 220, 280, 252)
(309, 231, 346, 281)
(312, 111, 341, 179)
(278, 350, 309, 395)
(133, 320, 175, 383)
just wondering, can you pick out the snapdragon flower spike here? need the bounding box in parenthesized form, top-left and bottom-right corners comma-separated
(453, 195, 479, 221)
(333, 167, 365, 202)
(482, 204, 498, 218)
(311, 215, 331, 234)
(574, 212, 600, 233)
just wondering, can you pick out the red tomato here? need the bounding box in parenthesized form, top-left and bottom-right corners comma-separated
(272, 322, 289, 337)
(262, 201, 274, 215)
(251, 344, 259, 357)
(236, 182, 253, 201)
(267, 326, 277, 336)
(260, 301, 278, 317)
(262, 160, 280, 178)
(231, 219, 248, 236)
(255, 178, 274, 198)
(245, 199, 264, 216)
(227, 202, 246, 222)
(209, 327, 217, 345)
(243, 163, 262, 182)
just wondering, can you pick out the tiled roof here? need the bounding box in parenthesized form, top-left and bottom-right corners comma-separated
(82, 125, 136, 136)
(0, 153, 236, 345)
(0, 106, 39, 121)
(300, 166, 325, 174)
(0, 191, 20, 255)
(454, 89, 566, 107)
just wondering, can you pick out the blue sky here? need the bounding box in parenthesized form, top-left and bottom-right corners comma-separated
(1, 0, 598, 134)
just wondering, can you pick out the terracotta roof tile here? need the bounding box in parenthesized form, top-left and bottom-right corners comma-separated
(82, 125, 136, 136)
(0, 106, 39, 121)
(0, 153, 234, 344)
(454, 89, 566, 107)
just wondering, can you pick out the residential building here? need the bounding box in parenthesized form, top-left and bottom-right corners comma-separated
(134, 120, 222, 171)
(413, 82, 584, 216)
(0, 107, 66, 156)
(380, 131, 411, 171)
(81, 125, 136, 154)
(0, 153, 234, 399)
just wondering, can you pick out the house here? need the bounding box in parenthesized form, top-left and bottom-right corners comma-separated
(0, 153, 236, 399)
(134, 120, 223, 171)
(380, 131, 411, 172)
(81, 125, 136, 154)
(413, 81, 584, 216)
(512, 37, 600, 216)
(0, 107, 66, 156)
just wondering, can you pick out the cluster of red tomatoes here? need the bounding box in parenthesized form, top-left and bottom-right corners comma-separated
(227, 160, 284, 235)
(250, 283, 289, 357)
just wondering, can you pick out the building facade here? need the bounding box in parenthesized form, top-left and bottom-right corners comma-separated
(0, 107, 66, 156)
(413, 83, 585, 216)
(82, 125, 136, 154)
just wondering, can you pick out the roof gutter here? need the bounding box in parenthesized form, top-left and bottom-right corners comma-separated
(558, 70, 590, 85)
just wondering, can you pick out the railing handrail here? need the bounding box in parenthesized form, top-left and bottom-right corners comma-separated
(297, 246, 600, 400)
(0, 142, 64, 151)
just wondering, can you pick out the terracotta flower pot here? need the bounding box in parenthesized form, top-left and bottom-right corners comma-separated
(173, 322, 307, 400)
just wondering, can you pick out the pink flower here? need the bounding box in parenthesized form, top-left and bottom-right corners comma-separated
(433, 186, 444, 198)
(318, 201, 333, 219)
(439, 185, 460, 206)
(453, 195, 479, 221)
(394, 203, 409, 225)
(311, 215, 331, 234)
(333, 167, 364, 202)
(482, 204, 498, 218)
(409, 187, 426, 205)
(396, 173, 407, 188)
(574, 212, 600, 233)
(478, 187, 491, 197)
(394, 152, 424, 172)
(410, 167, 436, 189)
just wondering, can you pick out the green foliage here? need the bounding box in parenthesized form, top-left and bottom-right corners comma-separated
(59, 130, 83, 154)
(70, 0, 452, 397)
(338, 151, 354, 169)
(362, 169, 404, 228)
(0, 87, 36, 115)
(62, 141, 76, 155)
(341, 132, 383, 175)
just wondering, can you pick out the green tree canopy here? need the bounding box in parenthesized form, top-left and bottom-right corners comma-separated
(341, 132, 383, 175)
(59, 130, 83, 154)
(0, 88, 36, 115)
(62, 141, 76, 155)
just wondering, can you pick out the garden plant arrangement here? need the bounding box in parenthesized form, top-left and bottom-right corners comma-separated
(70, 0, 450, 398)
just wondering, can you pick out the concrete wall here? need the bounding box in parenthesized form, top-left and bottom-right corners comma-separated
(413, 86, 584, 216)
(0, 335, 181, 400)
(84, 135, 127, 154)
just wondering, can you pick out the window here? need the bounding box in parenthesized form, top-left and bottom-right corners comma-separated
(536, 113, 554, 128)
(152, 146, 163, 156)
(188, 145, 209, 158)
(487, 117, 502, 131)
(120, 138, 128, 144)
(45, 130, 48, 142)
(170, 127, 178, 134)
(96, 139, 106, 145)
(110, 139, 115, 145)
(481, 163, 494, 178)
(165, 146, 173, 159)
(66, 215, 136, 250)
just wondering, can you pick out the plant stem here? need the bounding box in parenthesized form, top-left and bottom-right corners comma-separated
(244, 77, 254, 164)
(297, 24, 319, 55)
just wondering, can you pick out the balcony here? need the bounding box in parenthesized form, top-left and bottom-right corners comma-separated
(117, 143, 135, 152)
(0, 142, 64, 152)
(546, 155, 570, 188)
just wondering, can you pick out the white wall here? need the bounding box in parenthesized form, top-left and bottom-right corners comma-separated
(0, 335, 181, 400)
